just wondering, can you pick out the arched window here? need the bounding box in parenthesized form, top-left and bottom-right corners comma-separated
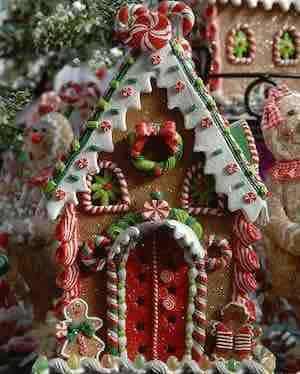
(226, 24, 256, 65)
(273, 26, 300, 66)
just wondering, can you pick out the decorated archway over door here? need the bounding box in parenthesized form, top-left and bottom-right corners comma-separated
(107, 218, 207, 363)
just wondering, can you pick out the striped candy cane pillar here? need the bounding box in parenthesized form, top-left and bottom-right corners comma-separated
(55, 203, 81, 310)
(107, 260, 119, 355)
(192, 259, 208, 362)
(232, 211, 261, 321)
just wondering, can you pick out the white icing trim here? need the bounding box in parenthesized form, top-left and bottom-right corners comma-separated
(46, 42, 267, 224)
(109, 220, 205, 261)
(47, 356, 271, 373)
(207, 0, 300, 12)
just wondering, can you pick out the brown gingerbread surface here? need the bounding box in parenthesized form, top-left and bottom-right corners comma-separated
(15, 85, 233, 332)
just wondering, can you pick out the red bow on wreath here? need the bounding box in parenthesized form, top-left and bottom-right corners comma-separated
(132, 120, 178, 157)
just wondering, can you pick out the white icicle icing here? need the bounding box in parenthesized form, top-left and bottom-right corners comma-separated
(46, 42, 268, 224)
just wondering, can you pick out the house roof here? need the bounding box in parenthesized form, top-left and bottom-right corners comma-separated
(207, 0, 300, 12)
(44, 39, 268, 224)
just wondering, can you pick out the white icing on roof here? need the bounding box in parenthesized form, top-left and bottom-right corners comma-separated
(45, 42, 268, 224)
(207, 0, 300, 12)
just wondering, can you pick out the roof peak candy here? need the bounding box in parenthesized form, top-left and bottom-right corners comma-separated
(44, 2, 268, 224)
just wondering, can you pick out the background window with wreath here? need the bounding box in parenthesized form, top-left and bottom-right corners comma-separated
(273, 26, 300, 66)
(226, 24, 256, 65)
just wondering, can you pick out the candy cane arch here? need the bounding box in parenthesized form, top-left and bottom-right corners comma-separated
(180, 163, 226, 217)
(232, 211, 261, 321)
(55, 203, 81, 309)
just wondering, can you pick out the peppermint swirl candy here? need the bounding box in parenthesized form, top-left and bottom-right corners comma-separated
(126, 11, 171, 52)
(115, 1, 195, 52)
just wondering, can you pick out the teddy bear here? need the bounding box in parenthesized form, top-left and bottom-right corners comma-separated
(262, 85, 300, 257)
(260, 84, 300, 313)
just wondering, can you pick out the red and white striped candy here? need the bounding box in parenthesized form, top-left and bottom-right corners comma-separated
(115, 4, 149, 41)
(126, 12, 172, 52)
(116, 4, 171, 52)
(157, 1, 195, 37)
(234, 268, 257, 295)
(206, 235, 232, 272)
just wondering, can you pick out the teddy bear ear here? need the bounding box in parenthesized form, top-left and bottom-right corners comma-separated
(262, 96, 285, 131)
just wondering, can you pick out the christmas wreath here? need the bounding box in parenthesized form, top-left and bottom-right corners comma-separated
(128, 120, 183, 176)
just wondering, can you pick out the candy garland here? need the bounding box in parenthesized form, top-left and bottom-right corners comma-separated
(80, 161, 130, 215)
(115, 1, 194, 53)
(232, 211, 261, 321)
(273, 26, 300, 66)
(107, 260, 119, 355)
(226, 24, 256, 65)
(129, 121, 183, 177)
(55, 203, 81, 309)
(180, 163, 226, 217)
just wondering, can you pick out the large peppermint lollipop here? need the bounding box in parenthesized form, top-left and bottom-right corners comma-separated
(115, 1, 195, 53)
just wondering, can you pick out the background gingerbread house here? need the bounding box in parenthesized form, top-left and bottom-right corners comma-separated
(199, 0, 300, 97)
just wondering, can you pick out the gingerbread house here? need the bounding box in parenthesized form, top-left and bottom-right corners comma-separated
(200, 0, 300, 97)
(23, 2, 276, 373)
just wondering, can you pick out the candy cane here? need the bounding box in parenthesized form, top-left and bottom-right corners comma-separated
(107, 260, 119, 354)
(192, 259, 207, 362)
(241, 121, 259, 167)
(157, 1, 195, 38)
(80, 161, 130, 215)
(205, 235, 232, 272)
(115, 4, 171, 52)
(79, 237, 109, 272)
(55, 203, 81, 310)
(181, 163, 226, 217)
